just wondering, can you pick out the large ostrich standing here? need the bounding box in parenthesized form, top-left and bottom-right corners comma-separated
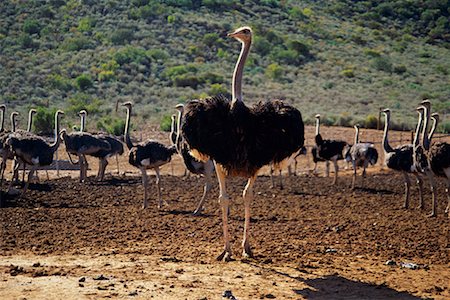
(181, 27, 304, 260)
(61, 111, 111, 182)
(314, 114, 347, 185)
(5, 110, 64, 197)
(123, 102, 177, 209)
(78, 110, 124, 181)
(382, 108, 424, 209)
(175, 103, 215, 215)
(344, 124, 378, 189)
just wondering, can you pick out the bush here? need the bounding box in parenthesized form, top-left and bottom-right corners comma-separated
(147, 49, 169, 61)
(23, 19, 41, 34)
(47, 74, 72, 91)
(334, 113, 353, 127)
(253, 36, 271, 56)
(159, 114, 172, 132)
(340, 69, 355, 78)
(203, 33, 220, 47)
(265, 63, 283, 80)
(113, 46, 148, 65)
(364, 115, 378, 129)
(287, 40, 310, 57)
(34, 107, 57, 135)
(111, 29, 134, 45)
(393, 65, 407, 74)
(96, 116, 125, 135)
(372, 56, 392, 72)
(61, 36, 92, 51)
(67, 93, 102, 115)
(209, 83, 227, 96)
(75, 74, 93, 90)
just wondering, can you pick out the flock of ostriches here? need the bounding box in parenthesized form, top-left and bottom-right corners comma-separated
(1, 27, 449, 261)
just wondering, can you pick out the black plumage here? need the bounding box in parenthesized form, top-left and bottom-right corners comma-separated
(182, 97, 304, 177)
(123, 102, 177, 209)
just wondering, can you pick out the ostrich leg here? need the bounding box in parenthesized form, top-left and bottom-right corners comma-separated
(154, 167, 165, 209)
(269, 164, 275, 188)
(193, 167, 213, 216)
(278, 169, 283, 190)
(242, 174, 257, 258)
(361, 160, 368, 189)
(115, 154, 120, 175)
(425, 170, 437, 217)
(78, 154, 84, 182)
(332, 158, 339, 185)
(445, 169, 450, 217)
(325, 161, 330, 177)
(351, 160, 357, 190)
(20, 165, 37, 198)
(215, 163, 232, 261)
(414, 174, 424, 209)
(7, 160, 21, 193)
(402, 172, 411, 209)
(140, 167, 149, 209)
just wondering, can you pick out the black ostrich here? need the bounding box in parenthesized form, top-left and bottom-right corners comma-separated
(314, 114, 347, 185)
(382, 108, 424, 209)
(181, 27, 304, 261)
(344, 124, 378, 189)
(78, 110, 124, 181)
(123, 102, 177, 209)
(5, 110, 64, 197)
(175, 103, 215, 215)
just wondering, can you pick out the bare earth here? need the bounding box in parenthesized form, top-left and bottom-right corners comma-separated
(0, 126, 449, 300)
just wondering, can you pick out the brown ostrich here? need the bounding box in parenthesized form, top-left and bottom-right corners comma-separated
(123, 102, 177, 209)
(181, 27, 304, 261)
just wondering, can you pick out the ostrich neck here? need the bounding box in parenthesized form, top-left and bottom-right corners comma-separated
(231, 38, 251, 105)
(413, 111, 423, 147)
(11, 114, 16, 132)
(80, 114, 86, 132)
(428, 117, 438, 142)
(50, 113, 61, 153)
(315, 118, 320, 136)
(0, 108, 4, 132)
(354, 127, 359, 144)
(124, 107, 134, 150)
(176, 110, 182, 150)
(422, 106, 430, 150)
(382, 113, 393, 153)
(27, 112, 34, 132)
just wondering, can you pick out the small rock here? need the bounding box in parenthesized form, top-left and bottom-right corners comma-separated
(128, 290, 138, 296)
(32, 262, 41, 267)
(93, 274, 109, 281)
(79, 277, 86, 282)
(400, 262, 419, 270)
(385, 260, 396, 266)
(265, 294, 276, 299)
(78, 283, 84, 288)
(325, 248, 337, 253)
(97, 285, 108, 290)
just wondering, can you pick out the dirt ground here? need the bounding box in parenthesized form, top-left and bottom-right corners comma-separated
(0, 126, 449, 300)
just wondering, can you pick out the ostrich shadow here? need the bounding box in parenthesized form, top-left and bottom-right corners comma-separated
(243, 262, 421, 300)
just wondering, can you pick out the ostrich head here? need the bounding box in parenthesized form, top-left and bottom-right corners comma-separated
(0, 104, 5, 112)
(381, 108, 390, 116)
(314, 114, 321, 119)
(122, 101, 133, 109)
(431, 112, 439, 123)
(29, 108, 37, 115)
(420, 99, 431, 109)
(227, 26, 252, 43)
(78, 110, 87, 116)
(175, 103, 184, 113)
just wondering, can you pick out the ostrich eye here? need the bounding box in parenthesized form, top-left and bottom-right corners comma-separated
(242, 29, 250, 34)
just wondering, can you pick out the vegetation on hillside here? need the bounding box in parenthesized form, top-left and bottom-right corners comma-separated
(0, 0, 449, 133)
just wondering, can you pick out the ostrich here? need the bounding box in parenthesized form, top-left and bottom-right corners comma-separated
(168, 114, 178, 176)
(123, 102, 177, 209)
(61, 112, 111, 182)
(0, 111, 21, 183)
(77, 110, 124, 181)
(175, 103, 215, 215)
(270, 146, 306, 189)
(5, 110, 64, 197)
(314, 114, 347, 185)
(344, 124, 378, 189)
(181, 27, 304, 260)
(382, 108, 424, 209)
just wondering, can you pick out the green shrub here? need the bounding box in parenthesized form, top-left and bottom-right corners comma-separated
(96, 116, 125, 135)
(110, 29, 134, 45)
(271, 49, 300, 65)
(253, 36, 271, 56)
(173, 74, 202, 89)
(265, 63, 283, 80)
(75, 74, 93, 90)
(61, 36, 92, 51)
(147, 49, 169, 61)
(34, 107, 57, 135)
(371, 56, 392, 72)
(47, 74, 72, 91)
(203, 33, 220, 47)
(363, 49, 381, 57)
(209, 83, 227, 96)
(287, 40, 310, 57)
(113, 46, 148, 65)
(98, 70, 115, 82)
(18, 34, 34, 48)
(364, 114, 378, 129)
(334, 113, 353, 127)
(159, 114, 172, 132)
(67, 93, 102, 115)
(393, 65, 407, 74)
(23, 19, 41, 34)
(340, 69, 355, 78)
(77, 17, 93, 32)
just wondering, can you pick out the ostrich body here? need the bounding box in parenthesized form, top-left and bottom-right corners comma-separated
(123, 102, 177, 209)
(181, 27, 304, 260)
(414, 103, 448, 217)
(77, 110, 124, 181)
(61, 116, 111, 183)
(175, 103, 215, 215)
(382, 108, 424, 209)
(345, 125, 378, 189)
(311, 146, 327, 175)
(6, 110, 64, 197)
(314, 114, 347, 184)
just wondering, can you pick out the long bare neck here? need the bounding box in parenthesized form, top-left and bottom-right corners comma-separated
(80, 114, 86, 132)
(50, 113, 61, 153)
(422, 106, 430, 150)
(124, 107, 134, 150)
(0, 108, 4, 132)
(231, 38, 251, 105)
(382, 113, 393, 153)
(11, 114, 16, 132)
(176, 110, 183, 150)
(428, 117, 439, 142)
(315, 118, 320, 136)
(27, 111, 34, 132)
(413, 111, 423, 147)
(354, 126, 360, 144)
(170, 117, 176, 137)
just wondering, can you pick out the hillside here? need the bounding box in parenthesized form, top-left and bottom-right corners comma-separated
(0, 0, 449, 133)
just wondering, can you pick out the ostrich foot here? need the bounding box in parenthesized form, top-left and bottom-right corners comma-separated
(192, 207, 204, 216)
(417, 204, 424, 210)
(427, 212, 436, 218)
(217, 250, 233, 262)
(158, 199, 169, 209)
(242, 246, 253, 259)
